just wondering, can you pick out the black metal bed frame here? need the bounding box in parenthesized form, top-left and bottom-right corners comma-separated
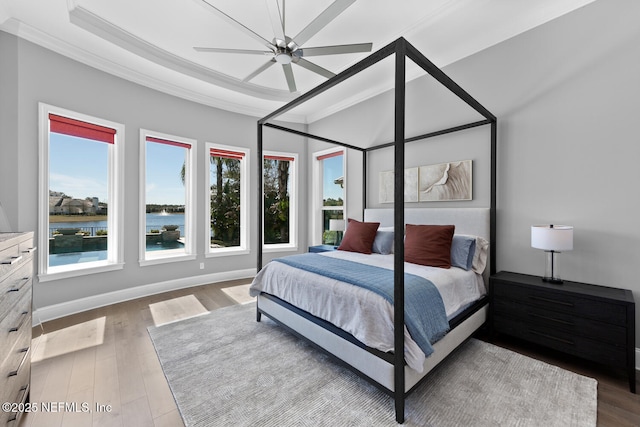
(256, 37, 496, 424)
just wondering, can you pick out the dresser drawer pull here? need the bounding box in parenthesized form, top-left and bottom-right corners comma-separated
(9, 311, 29, 332)
(529, 330, 574, 346)
(529, 296, 574, 307)
(7, 277, 29, 293)
(527, 312, 574, 326)
(1, 255, 22, 265)
(22, 247, 37, 254)
(8, 347, 29, 377)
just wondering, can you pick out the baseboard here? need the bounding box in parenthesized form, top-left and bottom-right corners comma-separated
(32, 268, 256, 326)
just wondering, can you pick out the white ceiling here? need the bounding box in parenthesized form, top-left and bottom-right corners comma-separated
(0, 0, 595, 123)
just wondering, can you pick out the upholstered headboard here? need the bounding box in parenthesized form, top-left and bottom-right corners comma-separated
(363, 208, 491, 282)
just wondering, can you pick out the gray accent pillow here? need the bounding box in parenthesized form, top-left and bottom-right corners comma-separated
(372, 230, 394, 255)
(450, 235, 476, 270)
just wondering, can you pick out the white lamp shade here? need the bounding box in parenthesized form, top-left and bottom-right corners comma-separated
(329, 219, 345, 232)
(531, 225, 573, 251)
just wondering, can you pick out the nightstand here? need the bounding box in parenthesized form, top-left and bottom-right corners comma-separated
(308, 245, 337, 253)
(490, 271, 636, 393)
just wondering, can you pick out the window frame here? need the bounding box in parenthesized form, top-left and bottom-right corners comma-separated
(312, 147, 346, 245)
(205, 142, 250, 257)
(262, 150, 298, 253)
(138, 129, 197, 266)
(38, 103, 125, 282)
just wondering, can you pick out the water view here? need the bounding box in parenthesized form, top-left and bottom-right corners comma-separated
(49, 213, 185, 237)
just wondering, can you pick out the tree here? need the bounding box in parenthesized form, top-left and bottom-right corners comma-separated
(210, 157, 241, 246)
(263, 159, 290, 244)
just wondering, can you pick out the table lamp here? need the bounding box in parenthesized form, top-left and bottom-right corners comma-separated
(531, 224, 573, 284)
(329, 219, 345, 246)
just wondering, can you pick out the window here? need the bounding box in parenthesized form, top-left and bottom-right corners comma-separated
(38, 103, 124, 280)
(313, 148, 345, 245)
(206, 143, 249, 256)
(139, 130, 196, 265)
(263, 151, 297, 251)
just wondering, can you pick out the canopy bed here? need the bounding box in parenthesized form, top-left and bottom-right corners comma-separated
(253, 37, 497, 424)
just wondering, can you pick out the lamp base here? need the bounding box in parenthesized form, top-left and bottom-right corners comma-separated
(542, 277, 563, 284)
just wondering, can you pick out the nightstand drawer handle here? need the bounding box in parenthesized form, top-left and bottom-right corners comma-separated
(529, 330, 574, 346)
(527, 312, 574, 326)
(529, 296, 574, 307)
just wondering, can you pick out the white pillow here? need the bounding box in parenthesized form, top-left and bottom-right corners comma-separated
(467, 235, 489, 274)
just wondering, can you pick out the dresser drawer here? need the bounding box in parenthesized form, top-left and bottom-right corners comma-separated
(0, 245, 21, 283)
(0, 361, 30, 425)
(492, 299, 627, 346)
(0, 262, 32, 322)
(493, 314, 627, 367)
(492, 281, 627, 325)
(0, 291, 31, 368)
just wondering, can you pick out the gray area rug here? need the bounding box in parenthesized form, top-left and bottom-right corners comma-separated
(148, 303, 597, 426)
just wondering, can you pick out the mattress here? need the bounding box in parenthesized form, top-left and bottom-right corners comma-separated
(250, 251, 486, 372)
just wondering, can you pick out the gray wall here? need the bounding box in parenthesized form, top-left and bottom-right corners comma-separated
(310, 0, 640, 341)
(0, 32, 307, 310)
(2, 0, 639, 343)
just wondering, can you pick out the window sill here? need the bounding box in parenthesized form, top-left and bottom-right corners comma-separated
(262, 245, 298, 253)
(139, 252, 197, 267)
(39, 261, 125, 282)
(205, 247, 250, 258)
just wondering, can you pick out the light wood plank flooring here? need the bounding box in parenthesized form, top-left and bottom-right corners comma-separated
(20, 279, 640, 426)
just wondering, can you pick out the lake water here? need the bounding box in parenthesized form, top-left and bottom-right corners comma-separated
(49, 213, 185, 236)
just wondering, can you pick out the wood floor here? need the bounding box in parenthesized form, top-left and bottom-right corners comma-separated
(20, 279, 640, 427)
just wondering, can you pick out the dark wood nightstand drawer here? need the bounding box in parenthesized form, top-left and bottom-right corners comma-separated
(493, 314, 627, 366)
(492, 280, 627, 325)
(490, 271, 635, 393)
(493, 299, 627, 346)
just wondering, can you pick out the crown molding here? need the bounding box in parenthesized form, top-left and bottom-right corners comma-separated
(68, 3, 295, 103)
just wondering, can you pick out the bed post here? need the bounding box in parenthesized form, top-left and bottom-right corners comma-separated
(257, 122, 264, 322)
(490, 119, 497, 275)
(393, 38, 407, 425)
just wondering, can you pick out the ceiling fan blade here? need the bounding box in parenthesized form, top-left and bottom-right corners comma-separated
(282, 63, 297, 92)
(295, 58, 335, 79)
(195, 0, 273, 50)
(300, 43, 373, 57)
(265, 0, 285, 41)
(194, 47, 274, 55)
(243, 59, 277, 82)
(293, 0, 356, 46)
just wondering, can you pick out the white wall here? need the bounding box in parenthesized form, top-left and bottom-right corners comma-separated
(0, 31, 308, 315)
(309, 0, 640, 341)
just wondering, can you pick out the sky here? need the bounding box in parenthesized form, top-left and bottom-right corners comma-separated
(323, 155, 344, 201)
(49, 133, 186, 205)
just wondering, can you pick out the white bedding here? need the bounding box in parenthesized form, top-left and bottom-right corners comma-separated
(249, 251, 486, 372)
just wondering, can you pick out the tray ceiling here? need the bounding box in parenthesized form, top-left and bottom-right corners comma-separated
(0, 0, 595, 123)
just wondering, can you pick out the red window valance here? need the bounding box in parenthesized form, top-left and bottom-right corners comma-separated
(210, 148, 245, 160)
(264, 155, 295, 162)
(49, 113, 116, 144)
(146, 136, 191, 149)
(316, 150, 343, 161)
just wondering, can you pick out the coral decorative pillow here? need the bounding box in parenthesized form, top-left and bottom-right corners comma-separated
(404, 224, 455, 268)
(337, 219, 380, 254)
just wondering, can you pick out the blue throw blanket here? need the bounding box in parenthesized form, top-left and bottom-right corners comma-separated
(273, 253, 449, 357)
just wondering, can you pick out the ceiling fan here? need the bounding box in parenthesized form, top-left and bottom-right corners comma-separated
(193, 0, 372, 92)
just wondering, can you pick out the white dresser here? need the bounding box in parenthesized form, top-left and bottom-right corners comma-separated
(0, 232, 35, 426)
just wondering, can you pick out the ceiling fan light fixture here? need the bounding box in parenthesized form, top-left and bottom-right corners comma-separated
(275, 52, 292, 64)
